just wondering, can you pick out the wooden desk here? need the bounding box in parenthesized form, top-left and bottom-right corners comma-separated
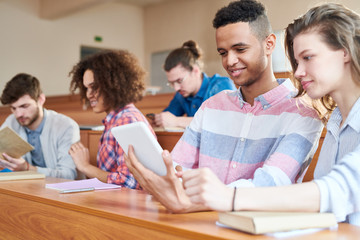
(0, 178, 359, 240)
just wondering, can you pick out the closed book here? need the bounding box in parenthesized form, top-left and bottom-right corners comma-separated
(0, 171, 45, 181)
(0, 126, 34, 158)
(218, 211, 337, 234)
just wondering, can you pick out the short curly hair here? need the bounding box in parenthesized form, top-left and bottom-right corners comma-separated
(69, 50, 146, 112)
(213, 0, 272, 41)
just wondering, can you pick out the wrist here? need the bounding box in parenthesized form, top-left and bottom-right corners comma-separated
(232, 187, 237, 211)
(25, 161, 29, 171)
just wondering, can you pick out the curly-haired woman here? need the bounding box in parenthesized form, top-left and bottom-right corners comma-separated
(68, 50, 154, 189)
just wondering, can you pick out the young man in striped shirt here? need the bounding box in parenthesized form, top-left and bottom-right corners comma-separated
(125, 0, 323, 212)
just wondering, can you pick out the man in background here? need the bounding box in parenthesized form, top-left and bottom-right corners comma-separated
(0, 73, 80, 179)
(150, 40, 236, 129)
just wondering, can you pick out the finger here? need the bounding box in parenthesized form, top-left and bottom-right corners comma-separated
(2, 153, 11, 161)
(125, 145, 147, 184)
(162, 150, 177, 177)
(0, 159, 15, 169)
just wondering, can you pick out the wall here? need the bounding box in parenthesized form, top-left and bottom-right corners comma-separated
(144, 0, 360, 79)
(0, 0, 359, 97)
(0, 0, 144, 96)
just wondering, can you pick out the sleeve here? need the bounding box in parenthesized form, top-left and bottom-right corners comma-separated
(163, 93, 186, 116)
(230, 117, 324, 188)
(37, 119, 79, 179)
(314, 143, 360, 223)
(171, 106, 204, 168)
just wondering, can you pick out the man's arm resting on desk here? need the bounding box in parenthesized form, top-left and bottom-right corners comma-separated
(155, 112, 192, 129)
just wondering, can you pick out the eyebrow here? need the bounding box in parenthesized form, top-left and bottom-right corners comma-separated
(11, 103, 28, 109)
(295, 49, 311, 58)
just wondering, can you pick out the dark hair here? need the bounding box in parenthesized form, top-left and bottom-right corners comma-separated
(69, 50, 146, 111)
(213, 0, 272, 41)
(1, 73, 42, 105)
(285, 3, 360, 123)
(163, 40, 204, 72)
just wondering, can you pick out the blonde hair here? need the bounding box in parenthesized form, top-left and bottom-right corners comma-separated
(285, 3, 360, 123)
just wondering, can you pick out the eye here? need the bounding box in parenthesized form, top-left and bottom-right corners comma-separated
(236, 48, 246, 53)
(218, 51, 227, 56)
(303, 55, 312, 60)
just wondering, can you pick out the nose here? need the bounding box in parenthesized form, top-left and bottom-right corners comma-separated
(13, 108, 24, 118)
(294, 63, 306, 80)
(86, 88, 94, 99)
(225, 51, 239, 67)
(174, 83, 181, 92)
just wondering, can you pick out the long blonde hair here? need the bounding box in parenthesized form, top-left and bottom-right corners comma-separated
(285, 3, 360, 123)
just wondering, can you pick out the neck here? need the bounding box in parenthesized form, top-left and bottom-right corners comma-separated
(28, 108, 44, 131)
(331, 74, 360, 126)
(241, 67, 278, 106)
(190, 72, 203, 96)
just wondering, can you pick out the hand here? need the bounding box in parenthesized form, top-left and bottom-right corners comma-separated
(0, 153, 28, 171)
(181, 168, 234, 212)
(125, 145, 203, 213)
(154, 112, 178, 128)
(69, 142, 91, 172)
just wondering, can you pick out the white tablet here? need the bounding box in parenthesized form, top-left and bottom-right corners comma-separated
(111, 122, 167, 176)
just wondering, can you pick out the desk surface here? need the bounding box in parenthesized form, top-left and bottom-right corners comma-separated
(0, 178, 359, 240)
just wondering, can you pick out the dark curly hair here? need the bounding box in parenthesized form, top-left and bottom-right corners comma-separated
(69, 50, 146, 112)
(1, 73, 42, 105)
(213, 0, 272, 41)
(163, 40, 204, 72)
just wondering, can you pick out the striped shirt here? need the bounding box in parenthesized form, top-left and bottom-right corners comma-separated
(98, 103, 155, 189)
(314, 97, 360, 226)
(172, 79, 323, 187)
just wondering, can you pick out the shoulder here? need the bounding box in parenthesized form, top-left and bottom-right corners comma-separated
(113, 104, 147, 124)
(1, 114, 22, 131)
(200, 89, 239, 111)
(44, 109, 79, 128)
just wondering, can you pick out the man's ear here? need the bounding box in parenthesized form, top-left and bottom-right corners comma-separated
(264, 33, 276, 55)
(38, 93, 46, 106)
(192, 64, 200, 75)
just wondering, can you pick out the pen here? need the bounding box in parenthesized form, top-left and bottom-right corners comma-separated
(60, 187, 95, 194)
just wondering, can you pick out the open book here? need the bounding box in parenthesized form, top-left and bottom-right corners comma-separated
(218, 211, 337, 235)
(0, 126, 34, 158)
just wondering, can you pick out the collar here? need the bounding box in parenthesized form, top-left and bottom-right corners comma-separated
(25, 109, 46, 134)
(328, 96, 360, 134)
(102, 103, 134, 125)
(237, 78, 296, 109)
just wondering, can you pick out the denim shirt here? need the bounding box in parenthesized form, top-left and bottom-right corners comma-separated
(164, 73, 236, 116)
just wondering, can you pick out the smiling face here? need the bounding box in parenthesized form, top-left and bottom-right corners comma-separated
(293, 31, 349, 100)
(216, 22, 269, 88)
(83, 69, 107, 114)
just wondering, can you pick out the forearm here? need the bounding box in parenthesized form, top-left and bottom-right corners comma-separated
(81, 164, 108, 183)
(235, 182, 321, 212)
(175, 117, 193, 128)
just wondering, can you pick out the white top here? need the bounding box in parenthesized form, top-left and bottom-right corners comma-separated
(314, 97, 360, 226)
